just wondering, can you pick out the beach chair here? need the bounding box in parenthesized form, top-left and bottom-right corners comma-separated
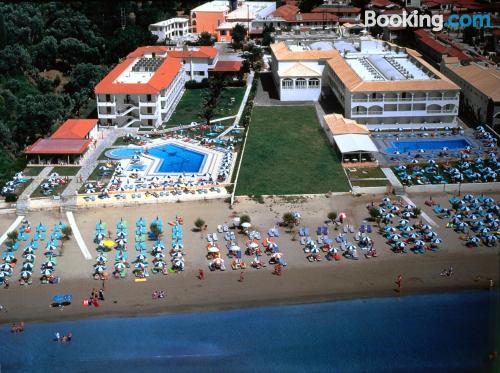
(217, 225, 223, 233)
(348, 225, 355, 234)
(304, 228, 309, 237)
(316, 227, 322, 235)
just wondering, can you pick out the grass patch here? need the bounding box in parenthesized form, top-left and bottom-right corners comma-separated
(0, 151, 27, 186)
(352, 179, 388, 187)
(32, 181, 67, 198)
(236, 106, 349, 195)
(23, 166, 45, 176)
(165, 87, 245, 127)
(346, 167, 386, 180)
(52, 166, 81, 176)
(98, 149, 113, 161)
(112, 137, 133, 146)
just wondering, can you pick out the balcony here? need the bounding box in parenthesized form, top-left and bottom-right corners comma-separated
(116, 104, 138, 116)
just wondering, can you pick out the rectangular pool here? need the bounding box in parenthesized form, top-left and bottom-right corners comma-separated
(385, 138, 471, 154)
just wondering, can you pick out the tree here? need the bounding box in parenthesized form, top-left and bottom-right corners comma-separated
(62, 226, 72, 241)
(58, 37, 98, 67)
(240, 214, 251, 224)
(32, 36, 58, 70)
(200, 105, 216, 127)
(0, 11, 6, 49)
(327, 211, 337, 223)
(194, 218, 205, 231)
(369, 207, 381, 226)
(0, 44, 32, 74)
(282, 212, 295, 229)
(412, 207, 422, 217)
(262, 24, 274, 47)
(150, 223, 162, 239)
(299, 0, 323, 12)
(196, 32, 214, 46)
(231, 24, 246, 49)
(7, 230, 18, 244)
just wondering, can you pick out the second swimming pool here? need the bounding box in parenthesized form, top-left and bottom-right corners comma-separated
(385, 138, 471, 154)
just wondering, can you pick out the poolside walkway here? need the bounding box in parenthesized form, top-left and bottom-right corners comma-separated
(62, 128, 122, 199)
(18, 166, 54, 200)
(382, 168, 405, 195)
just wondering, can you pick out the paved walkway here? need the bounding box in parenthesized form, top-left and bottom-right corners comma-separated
(18, 166, 54, 200)
(0, 215, 24, 246)
(160, 115, 237, 134)
(66, 211, 92, 260)
(382, 168, 405, 195)
(401, 195, 439, 227)
(62, 128, 122, 198)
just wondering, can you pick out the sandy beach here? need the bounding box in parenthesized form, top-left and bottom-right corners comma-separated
(0, 192, 498, 325)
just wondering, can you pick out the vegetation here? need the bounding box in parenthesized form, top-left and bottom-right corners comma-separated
(236, 106, 349, 195)
(327, 211, 337, 223)
(0, 1, 183, 186)
(194, 218, 205, 231)
(282, 212, 295, 229)
(61, 226, 72, 241)
(150, 223, 162, 239)
(369, 207, 381, 226)
(52, 167, 81, 176)
(240, 214, 251, 224)
(231, 24, 246, 50)
(7, 230, 17, 244)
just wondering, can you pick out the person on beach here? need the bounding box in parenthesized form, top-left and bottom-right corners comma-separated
(198, 269, 205, 280)
(395, 274, 403, 291)
(239, 272, 245, 282)
(99, 289, 105, 301)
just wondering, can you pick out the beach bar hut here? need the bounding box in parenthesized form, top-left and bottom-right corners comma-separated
(323, 114, 378, 163)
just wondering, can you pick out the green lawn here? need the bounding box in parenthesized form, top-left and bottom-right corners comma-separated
(352, 179, 388, 187)
(165, 87, 245, 127)
(52, 166, 81, 176)
(346, 167, 386, 180)
(23, 166, 45, 176)
(236, 106, 349, 195)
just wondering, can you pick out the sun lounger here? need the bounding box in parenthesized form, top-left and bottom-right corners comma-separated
(343, 225, 348, 233)
(316, 227, 322, 235)
(322, 227, 328, 235)
(349, 225, 355, 234)
(317, 236, 323, 245)
(224, 232, 231, 241)
(217, 225, 223, 233)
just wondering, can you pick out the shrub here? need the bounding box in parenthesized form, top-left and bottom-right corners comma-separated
(4, 193, 18, 202)
(240, 214, 251, 224)
(194, 218, 205, 231)
(327, 211, 337, 222)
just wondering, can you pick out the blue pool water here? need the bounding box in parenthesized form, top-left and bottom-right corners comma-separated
(0, 291, 496, 373)
(107, 144, 206, 174)
(385, 138, 471, 154)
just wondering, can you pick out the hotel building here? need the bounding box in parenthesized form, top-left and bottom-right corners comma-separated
(270, 37, 461, 129)
(149, 18, 190, 43)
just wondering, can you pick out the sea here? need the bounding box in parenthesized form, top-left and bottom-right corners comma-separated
(0, 291, 498, 373)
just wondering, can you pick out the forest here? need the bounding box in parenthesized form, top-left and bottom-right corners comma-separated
(0, 0, 203, 185)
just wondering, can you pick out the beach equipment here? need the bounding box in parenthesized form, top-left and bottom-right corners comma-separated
(0, 263, 12, 271)
(95, 265, 106, 273)
(134, 262, 146, 270)
(96, 254, 107, 263)
(114, 262, 126, 271)
(4, 253, 14, 263)
(22, 262, 34, 271)
(24, 253, 36, 262)
(103, 239, 116, 249)
(20, 270, 32, 279)
(41, 269, 53, 276)
(241, 222, 251, 229)
(207, 245, 220, 253)
(171, 251, 183, 259)
(229, 245, 241, 252)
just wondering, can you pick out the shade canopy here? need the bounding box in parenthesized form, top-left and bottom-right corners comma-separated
(333, 134, 378, 154)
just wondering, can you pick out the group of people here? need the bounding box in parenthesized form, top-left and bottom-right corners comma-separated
(83, 288, 105, 307)
(55, 332, 72, 343)
(152, 290, 166, 299)
(11, 322, 24, 333)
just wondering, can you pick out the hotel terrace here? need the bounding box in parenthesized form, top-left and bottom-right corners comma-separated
(270, 37, 461, 130)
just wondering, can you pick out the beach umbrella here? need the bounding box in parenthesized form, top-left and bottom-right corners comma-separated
(414, 240, 424, 247)
(20, 270, 32, 279)
(0, 263, 12, 271)
(22, 262, 34, 271)
(207, 245, 220, 253)
(398, 219, 409, 227)
(401, 226, 413, 232)
(346, 244, 356, 252)
(431, 238, 442, 245)
(23, 247, 35, 256)
(229, 245, 241, 252)
(421, 224, 432, 232)
(42, 260, 54, 269)
(411, 159, 419, 164)
(247, 241, 259, 249)
(154, 252, 165, 259)
(402, 212, 412, 219)
(173, 259, 184, 269)
(390, 234, 402, 241)
(41, 268, 53, 276)
(384, 226, 396, 233)
(96, 254, 107, 263)
(0, 272, 5, 280)
(24, 253, 36, 262)
(115, 239, 126, 247)
(4, 253, 14, 263)
(310, 247, 320, 254)
(114, 262, 126, 271)
(241, 222, 251, 229)
(136, 253, 147, 262)
(339, 212, 347, 220)
(171, 251, 183, 259)
(103, 239, 116, 249)
(95, 265, 106, 273)
(396, 241, 406, 249)
(463, 194, 474, 202)
(154, 261, 165, 269)
(408, 233, 419, 240)
(134, 262, 145, 270)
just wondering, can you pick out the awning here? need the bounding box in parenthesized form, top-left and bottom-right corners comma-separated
(25, 138, 92, 155)
(333, 134, 378, 153)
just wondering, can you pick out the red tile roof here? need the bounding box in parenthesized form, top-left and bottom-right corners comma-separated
(209, 60, 242, 72)
(95, 48, 182, 94)
(299, 13, 339, 22)
(168, 46, 218, 59)
(272, 4, 299, 19)
(311, 6, 361, 13)
(414, 29, 470, 61)
(25, 139, 92, 155)
(51, 119, 98, 140)
(370, 0, 399, 8)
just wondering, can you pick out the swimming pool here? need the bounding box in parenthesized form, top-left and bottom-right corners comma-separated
(107, 144, 206, 173)
(385, 138, 471, 154)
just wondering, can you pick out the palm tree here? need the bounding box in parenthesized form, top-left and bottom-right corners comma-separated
(60, 226, 72, 256)
(150, 223, 162, 239)
(369, 207, 381, 227)
(240, 214, 251, 224)
(7, 230, 17, 244)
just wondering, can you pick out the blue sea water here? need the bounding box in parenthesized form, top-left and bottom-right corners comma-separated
(106, 144, 206, 174)
(0, 291, 497, 373)
(385, 138, 471, 154)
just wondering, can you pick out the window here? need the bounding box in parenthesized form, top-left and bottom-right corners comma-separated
(194, 71, 205, 76)
(105, 94, 111, 102)
(282, 79, 293, 89)
(147, 94, 152, 102)
(148, 119, 153, 126)
(147, 107, 152, 114)
(106, 107, 111, 114)
(296, 78, 306, 89)
(309, 78, 320, 88)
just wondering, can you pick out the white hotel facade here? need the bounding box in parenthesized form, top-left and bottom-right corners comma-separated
(149, 18, 190, 42)
(271, 37, 460, 129)
(95, 47, 186, 128)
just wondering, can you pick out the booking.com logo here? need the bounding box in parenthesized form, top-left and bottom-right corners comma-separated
(364, 10, 491, 32)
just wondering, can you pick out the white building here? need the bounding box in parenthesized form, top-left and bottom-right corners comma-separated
(270, 37, 461, 129)
(149, 18, 190, 43)
(95, 47, 185, 128)
(168, 46, 219, 82)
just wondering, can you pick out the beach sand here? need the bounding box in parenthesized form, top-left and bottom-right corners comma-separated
(0, 193, 498, 325)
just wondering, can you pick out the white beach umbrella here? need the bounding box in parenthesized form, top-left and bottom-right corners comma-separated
(22, 262, 34, 271)
(41, 268, 53, 276)
(114, 262, 126, 271)
(0, 263, 12, 271)
(229, 245, 241, 252)
(20, 270, 32, 279)
(24, 253, 36, 262)
(241, 222, 251, 228)
(134, 262, 145, 270)
(95, 265, 106, 273)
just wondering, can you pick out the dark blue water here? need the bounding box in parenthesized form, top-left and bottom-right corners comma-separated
(148, 144, 205, 173)
(0, 291, 496, 373)
(107, 144, 206, 173)
(385, 138, 471, 153)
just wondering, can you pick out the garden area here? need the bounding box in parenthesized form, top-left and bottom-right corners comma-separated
(346, 167, 388, 188)
(164, 87, 246, 128)
(236, 106, 349, 196)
